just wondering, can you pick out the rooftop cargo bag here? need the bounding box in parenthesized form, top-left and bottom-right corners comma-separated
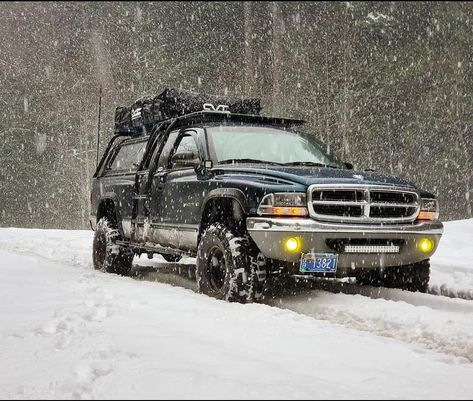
(156, 88, 262, 118)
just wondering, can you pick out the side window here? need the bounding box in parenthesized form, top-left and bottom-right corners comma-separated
(108, 140, 147, 172)
(169, 135, 200, 169)
(174, 136, 199, 158)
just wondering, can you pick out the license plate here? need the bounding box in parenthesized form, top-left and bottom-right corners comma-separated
(300, 253, 338, 274)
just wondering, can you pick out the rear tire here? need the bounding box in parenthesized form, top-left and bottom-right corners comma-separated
(356, 259, 430, 293)
(196, 224, 266, 303)
(93, 217, 134, 275)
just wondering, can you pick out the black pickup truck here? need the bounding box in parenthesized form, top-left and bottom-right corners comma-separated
(90, 90, 443, 303)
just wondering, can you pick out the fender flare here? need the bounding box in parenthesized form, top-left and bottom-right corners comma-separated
(200, 188, 249, 216)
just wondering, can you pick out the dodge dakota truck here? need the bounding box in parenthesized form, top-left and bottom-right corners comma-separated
(90, 89, 443, 303)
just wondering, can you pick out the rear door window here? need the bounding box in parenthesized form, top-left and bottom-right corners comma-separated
(108, 140, 147, 172)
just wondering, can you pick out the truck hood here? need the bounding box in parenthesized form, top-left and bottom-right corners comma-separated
(212, 165, 418, 190)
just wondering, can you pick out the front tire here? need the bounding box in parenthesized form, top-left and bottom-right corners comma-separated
(93, 217, 134, 275)
(196, 224, 266, 303)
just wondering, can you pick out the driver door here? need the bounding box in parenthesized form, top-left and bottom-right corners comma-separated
(149, 129, 206, 250)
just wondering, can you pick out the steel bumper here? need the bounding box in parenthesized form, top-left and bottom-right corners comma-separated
(246, 217, 444, 274)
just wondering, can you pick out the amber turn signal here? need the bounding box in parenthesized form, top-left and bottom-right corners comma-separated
(417, 211, 440, 221)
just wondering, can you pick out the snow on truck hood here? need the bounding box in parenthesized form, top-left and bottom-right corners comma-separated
(214, 165, 417, 189)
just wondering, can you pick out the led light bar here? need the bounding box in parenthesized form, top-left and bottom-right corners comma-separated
(344, 245, 400, 254)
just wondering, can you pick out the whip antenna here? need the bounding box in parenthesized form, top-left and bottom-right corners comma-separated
(96, 87, 102, 167)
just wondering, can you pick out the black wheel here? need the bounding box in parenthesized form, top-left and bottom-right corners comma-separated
(161, 253, 182, 263)
(93, 217, 134, 275)
(196, 224, 266, 303)
(356, 259, 430, 293)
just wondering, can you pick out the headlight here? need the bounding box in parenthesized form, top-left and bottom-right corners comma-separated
(417, 198, 439, 221)
(257, 193, 308, 217)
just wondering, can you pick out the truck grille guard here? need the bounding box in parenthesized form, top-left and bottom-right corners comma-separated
(307, 184, 421, 224)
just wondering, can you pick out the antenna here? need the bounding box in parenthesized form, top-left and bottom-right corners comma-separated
(96, 87, 102, 167)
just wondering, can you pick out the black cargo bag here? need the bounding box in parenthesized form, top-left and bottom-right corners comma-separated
(114, 106, 132, 132)
(157, 88, 262, 118)
(130, 97, 164, 128)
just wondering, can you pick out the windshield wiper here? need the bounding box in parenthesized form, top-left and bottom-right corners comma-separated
(218, 158, 284, 166)
(283, 161, 338, 168)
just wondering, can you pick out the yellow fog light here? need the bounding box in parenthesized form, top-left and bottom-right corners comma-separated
(418, 238, 435, 253)
(285, 237, 302, 253)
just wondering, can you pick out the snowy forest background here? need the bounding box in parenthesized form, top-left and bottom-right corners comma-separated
(0, 1, 471, 229)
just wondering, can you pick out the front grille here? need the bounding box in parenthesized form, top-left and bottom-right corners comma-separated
(370, 191, 416, 204)
(370, 206, 418, 218)
(313, 204, 364, 217)
(313, 189, 364, 202)
(308, 185, 420, 223)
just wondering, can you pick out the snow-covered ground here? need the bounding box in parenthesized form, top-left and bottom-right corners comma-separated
(1, 220, 473, 399)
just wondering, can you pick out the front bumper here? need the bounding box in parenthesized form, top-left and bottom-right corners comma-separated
(247, 217, 443, 275)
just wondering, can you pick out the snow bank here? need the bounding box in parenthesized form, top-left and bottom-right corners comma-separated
(430, 218, 473, 298)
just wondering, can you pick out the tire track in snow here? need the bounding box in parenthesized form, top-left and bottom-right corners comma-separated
(264, 288, 473, 363)
(429, 262, 473, 301)
(292, 278, 473, 312)
(135, 266, 473, 362)
(429, 284, 473, 301)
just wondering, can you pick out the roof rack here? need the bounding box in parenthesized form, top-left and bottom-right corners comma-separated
(114, 110, 305, 136)
(177, 110, 305, 126)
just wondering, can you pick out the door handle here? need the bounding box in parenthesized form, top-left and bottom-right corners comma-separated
(154, 170, 168, 190)
(155, 171, 167, 182)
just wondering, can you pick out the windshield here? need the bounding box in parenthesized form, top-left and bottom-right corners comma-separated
(207, 126, 343, 168)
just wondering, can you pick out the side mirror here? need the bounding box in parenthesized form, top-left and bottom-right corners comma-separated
(171, 151, 200, 168)
(344, 162, 354, 170)
(195, 159, 214, 176)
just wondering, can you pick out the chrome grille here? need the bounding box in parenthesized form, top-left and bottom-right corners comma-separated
(308, 185, 420, 223)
